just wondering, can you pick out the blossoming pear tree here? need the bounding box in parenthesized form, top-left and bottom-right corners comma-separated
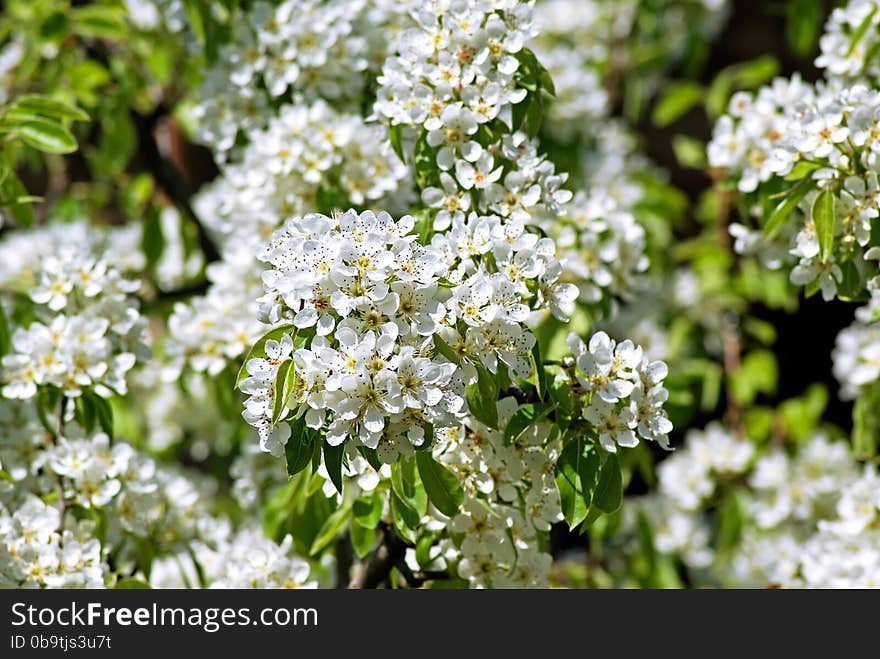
(2, 0, 879, 589)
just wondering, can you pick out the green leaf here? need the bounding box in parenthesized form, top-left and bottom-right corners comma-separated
(285, 418, 316, 477)
(388, 124, 405, 163)
(715, 491, 744, 556)
(0, 174, 34, 227)
(271, 360, 293, 425)
(514, 49, 540, 91)
(524, 92, 543, 138)
(555, 438, 600, 528)
(853, 382, 880, 458)
(323, 441, 346, 495)
(783, 161, 821, 181)
(432, 334, 461, 365)
(11, 96, 89, 122)
(390, 489, 419, 543)
(847, 5, 878, 56)
(72, 6, 127, 40)
(651, 82, 704, 127)
(465, 362, 499, 429)
(503, 402, 555, 445)
(93, 394, 114, 437)
(415, 533, 436, 568)
(812, 189, 835, 262)
(357, 445, 383, 471)
(353, 491, 385, 529)
(142, 207, 166, 267)
(40, 11, 69, 40)
(672, 134, 707, 170)
(235, 324, 296, 386)
(786, 0, 822, 57)
(413, 131, 439, 190)
(350, 520, 375, 559)
(309, 500, 352, 556)
(36, 387, 61, 436)
(592, 454, 623, 514)
(763, 177, 814, 238)
(415, 452, 463, 517)
(75, 395, 96, 434)
(18, 119, 77, 154)
(531, 342, 547, 401)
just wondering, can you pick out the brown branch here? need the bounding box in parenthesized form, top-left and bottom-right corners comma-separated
(131, 108, 221, 264)
(335, 533, 353, 589)
(348, 522, 450, 588)
(349, 522, 406, 589)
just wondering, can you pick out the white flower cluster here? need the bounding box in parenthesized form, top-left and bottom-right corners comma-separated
(832, 318, 880, 399)
(657, 422, 753, 511)
(1, 241, 147, 400)
(167, 254, 265, 377)
(190, 0, 412, 157)
(241, 207, 577, 459)
(608, 424, 758, 574)
(533, 0, 729, 140)
(615, 424, 755, 575)
(832, 248, 880, 400)
(0, 220, 144, 289)
(707, 75, 815, 194)
(615, 425, 880, 588)
(816, 0, 880, 81)
(730, 435, 880, 588)
(150, 525, 317, 589)
(0, 496, 106, 588)
(567, 331, 673, 452)
(167, 98, 412, 377)
(376, 0, 573, 227)
(124, 0, 188, 33)
(551, 190, 649, 304)
(432, 397, 561, 587)
(709, 75, 880, 300)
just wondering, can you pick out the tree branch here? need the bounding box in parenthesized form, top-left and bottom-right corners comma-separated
(349, 522, 406, 588)
(131, 109, 221, 264)
(348, 522, 450, 588)
(335, 533, 353, 589)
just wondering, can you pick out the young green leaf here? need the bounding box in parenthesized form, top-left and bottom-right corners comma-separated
(350, 520, 375, 559)
(18, 119, 78, 154)
(763, 177, 814, 238)
(11, 95, 89, 122)
(465, 362, 499, 429)
(503, 402, 555, 445)
(415, 452, 463, 517)
(323, 441, 346, 495)
(235, 324, 296, 386)
(270, 360, 293, 425)
(555, 438, 599, 528)
(592, 454, 623, 514)
(531, 340, 547, 401)
(432, 333, 461, 365)
(353, 491, 385, 529)
(309, 500, 352, 556)
(285, 418, 316, 477)
(142, 207, 166, 267)
(390, 489, 419, 543)
(651, 81, 704, 128)
(93, 394, 114, 437)
(812, 188, 835, 262)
